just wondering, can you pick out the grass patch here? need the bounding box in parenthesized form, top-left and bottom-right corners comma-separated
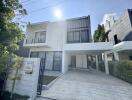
(43, 75, 57, 85)
(0, 91, 29, 100)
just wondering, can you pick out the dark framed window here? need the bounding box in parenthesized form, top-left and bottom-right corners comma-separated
(30, 51, 62, 71)
(45, 52, 54, 70)
(38, 52, 46, 58)
(67, 32, 74, 42)
(35, 31, 46, 43)
(67, 30, 89, 43)
(53, 52, 62, 71)
(30, 52, 38, 58)
(81, 30, 89, 42)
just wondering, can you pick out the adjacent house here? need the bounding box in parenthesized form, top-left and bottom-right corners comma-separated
(102, 9, 132, 61)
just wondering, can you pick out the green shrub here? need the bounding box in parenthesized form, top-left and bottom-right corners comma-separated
(108, 60, 132, 83)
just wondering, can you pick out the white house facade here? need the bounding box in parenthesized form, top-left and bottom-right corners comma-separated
(23, 16, 113, 74)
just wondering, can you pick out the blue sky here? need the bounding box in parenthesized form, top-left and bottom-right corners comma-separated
(21, 0, 132, 34)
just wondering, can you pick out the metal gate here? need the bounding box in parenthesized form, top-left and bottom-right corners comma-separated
(37, 58, 45, 95)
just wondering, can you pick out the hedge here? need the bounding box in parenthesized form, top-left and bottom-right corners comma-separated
(108, 60, 132, 83)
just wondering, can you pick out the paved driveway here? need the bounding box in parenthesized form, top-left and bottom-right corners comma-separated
(41, 69, 132, 100)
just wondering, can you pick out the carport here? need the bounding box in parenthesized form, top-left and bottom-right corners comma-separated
(62, 42, 113, 74)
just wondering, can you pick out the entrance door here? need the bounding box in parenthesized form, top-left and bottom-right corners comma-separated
(71, 56, 76, 68)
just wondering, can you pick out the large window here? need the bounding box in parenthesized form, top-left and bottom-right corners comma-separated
(35, 31, 46, 43)
(30, 51, 62, 71)
(67, 30, 89, 43)
(67, 31, 80, 43)
(81, 30, 89, 42)
(67, 17, 90, 43)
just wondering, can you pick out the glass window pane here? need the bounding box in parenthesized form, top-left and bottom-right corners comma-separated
(38, 52, 46, 58)
(67, 32, 74, 42)
(74, 31, 80, 42)
(81, 30, 89, 42)
(53, 52, 62, 71)
(45, 52, 53, 70)
(30, 52, 38, 58)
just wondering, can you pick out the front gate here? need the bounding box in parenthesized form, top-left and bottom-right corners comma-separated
(37, 58, 45, 95)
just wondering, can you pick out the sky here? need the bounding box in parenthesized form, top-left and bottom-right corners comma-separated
(21, 0, 132, 34)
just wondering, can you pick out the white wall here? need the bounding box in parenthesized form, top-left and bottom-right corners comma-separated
(64, 42, 113, 51)
(6, 58, 40, 100)
(46, 21, 67, 51)
(29, 21, 67, 53)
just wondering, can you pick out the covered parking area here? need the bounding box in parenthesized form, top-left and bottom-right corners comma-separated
(62, 42, 113, 74)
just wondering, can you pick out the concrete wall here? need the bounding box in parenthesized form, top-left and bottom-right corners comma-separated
(108, 10, 132, 43)
(6, 58, 40, 100)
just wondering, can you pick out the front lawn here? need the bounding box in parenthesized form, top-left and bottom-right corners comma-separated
(0, 91, 29, 100)
(43, 75, 57, 85)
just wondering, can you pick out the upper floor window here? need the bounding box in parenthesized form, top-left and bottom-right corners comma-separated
(67, 18, 88, 29)
(35, 31, 46, 43)
(67, 30, 89, 43)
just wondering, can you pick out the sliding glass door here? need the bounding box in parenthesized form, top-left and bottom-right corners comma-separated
(30, 51, 62, 71)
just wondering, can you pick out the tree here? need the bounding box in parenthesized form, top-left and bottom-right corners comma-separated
(93, 24, 106, 42)
(0, 0, 27, 74)
(10, 56, 23, 99)
(0, 0, 27, 94)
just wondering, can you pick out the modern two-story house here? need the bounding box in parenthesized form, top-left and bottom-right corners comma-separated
(23, 16, 113, 74)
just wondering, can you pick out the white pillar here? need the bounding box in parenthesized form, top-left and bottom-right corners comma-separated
(62, 51, 69, 73)
(104, 53, 109, 75)
(62, 51, 65, 73)
(113, 51, 119, 61)
(95, 55, 99, 71)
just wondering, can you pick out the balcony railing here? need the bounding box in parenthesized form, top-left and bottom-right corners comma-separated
(25, 38, 46, 44)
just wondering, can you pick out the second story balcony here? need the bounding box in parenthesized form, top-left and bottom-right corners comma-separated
(23, 31, 49, 47)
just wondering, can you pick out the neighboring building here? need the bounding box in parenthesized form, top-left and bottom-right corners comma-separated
(102, 14, 117, 32)
(106, 9, 132, 44)
(102, 9, 132, 61)
(23, 16, 113, 74)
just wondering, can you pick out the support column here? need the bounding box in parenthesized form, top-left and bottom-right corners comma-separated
(113, 51, 119, 61)
(62, 51, 69, 73)
(96, 55, 99, 71)
(62, 51, 65, 73)
(104, 53, 109, 75)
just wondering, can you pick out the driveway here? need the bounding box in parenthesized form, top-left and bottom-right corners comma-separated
(40, 69, 132, 100)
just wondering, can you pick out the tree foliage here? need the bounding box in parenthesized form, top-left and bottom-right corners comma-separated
(0, 0, 27, 73)
(93, 24, 107, 42)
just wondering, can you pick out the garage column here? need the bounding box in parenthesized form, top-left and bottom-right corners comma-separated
(104, 53, 109, 75)
(95, 55, 99, 71)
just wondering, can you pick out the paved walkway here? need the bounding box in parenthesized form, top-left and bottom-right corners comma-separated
(39, 69, 132, 100)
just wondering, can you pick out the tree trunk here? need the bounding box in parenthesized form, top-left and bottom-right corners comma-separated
(10, 68, 19, 99)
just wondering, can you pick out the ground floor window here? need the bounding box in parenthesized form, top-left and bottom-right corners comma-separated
(30, 51, 62, 71)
